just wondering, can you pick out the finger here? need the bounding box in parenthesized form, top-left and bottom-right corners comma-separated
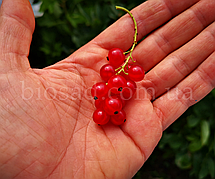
(153, 51, 215, 130)
(133, 0, 215, 71)
(0, 0, 35, 72)
(92, 0, 200, 51)
(142, 21, 215, 100)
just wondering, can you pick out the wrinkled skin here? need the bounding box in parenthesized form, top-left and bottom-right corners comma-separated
(0, 0, 214, 178)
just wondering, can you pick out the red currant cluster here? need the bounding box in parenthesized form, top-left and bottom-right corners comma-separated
(91, 48, 145, 125)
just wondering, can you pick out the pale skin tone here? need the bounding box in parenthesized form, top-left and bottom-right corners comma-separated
(0, 0, 214, 178)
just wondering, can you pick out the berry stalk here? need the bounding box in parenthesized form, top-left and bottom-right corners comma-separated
(115, 6, 138, 75)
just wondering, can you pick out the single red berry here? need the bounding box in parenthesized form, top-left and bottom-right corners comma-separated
(111, 94, 126, 108)
(103, 96, 122, 115)
(108, 48, 125, 68)
(93, 108, 110, 125)
(91, 82, 109, 100)
(111, 110, 126, 125)
(95, 98, 104, 109)
(108, 75, 127, 94)
(100, 64, 115, 82)
(128, 65, 145, 82)
(121, 79, 137, 100)
(108, 94, 126, 108)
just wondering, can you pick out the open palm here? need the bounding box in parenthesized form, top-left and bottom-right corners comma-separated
(0, 0, 214, 178)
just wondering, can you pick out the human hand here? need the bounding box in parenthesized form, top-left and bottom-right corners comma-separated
(0, 0, 214, 178)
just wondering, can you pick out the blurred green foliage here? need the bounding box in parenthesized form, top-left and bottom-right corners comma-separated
(29, 0, 215, 179)
(29, 0, 143, 67)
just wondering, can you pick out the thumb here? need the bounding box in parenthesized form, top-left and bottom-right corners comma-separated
(0, 0, 35, 72)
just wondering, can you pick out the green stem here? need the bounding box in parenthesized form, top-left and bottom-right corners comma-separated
(115, 6, 138, 75)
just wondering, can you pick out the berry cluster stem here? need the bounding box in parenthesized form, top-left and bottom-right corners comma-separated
(115, 6, 138, 75)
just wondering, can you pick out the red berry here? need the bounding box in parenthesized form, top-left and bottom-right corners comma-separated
(93, 108, 110, 125)
(100, 64, 115, 82)
(108, 48, 125, 68)
(95, 98, 104, 109)
(91, 82, 109, 100)
(108, 75, 127, 94)
(103, 96, 122, 115)
(113, 94, 126, 108)
(121, 79, 137, 100)
(128, 65, 145, 82)
(111, 110, 126, 125)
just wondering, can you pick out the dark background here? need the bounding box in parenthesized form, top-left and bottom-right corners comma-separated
(29, 0, 215, 178)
